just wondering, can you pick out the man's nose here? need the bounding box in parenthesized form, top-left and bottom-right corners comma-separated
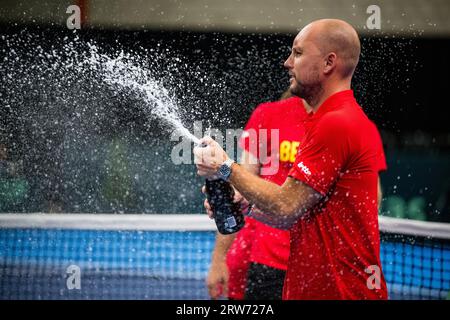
(283, 55, 293, 69)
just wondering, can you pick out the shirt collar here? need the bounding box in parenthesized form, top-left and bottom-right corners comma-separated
(307, 89, 355, 120)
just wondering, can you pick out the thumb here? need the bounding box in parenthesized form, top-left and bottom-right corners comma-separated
(199, 136, 214, 146)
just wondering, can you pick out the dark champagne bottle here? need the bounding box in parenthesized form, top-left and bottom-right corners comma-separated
(205, 179, 245, 234)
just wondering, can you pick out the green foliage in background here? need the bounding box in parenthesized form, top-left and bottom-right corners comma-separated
(102, 138, 135, 211)
(0, 178, 29, 211)
(382, 196, 427, 221)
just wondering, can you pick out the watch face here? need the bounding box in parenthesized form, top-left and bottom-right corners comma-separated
(219, 165, 231, 179)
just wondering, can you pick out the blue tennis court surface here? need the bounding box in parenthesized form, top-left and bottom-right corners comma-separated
(1, 228, 449, 299)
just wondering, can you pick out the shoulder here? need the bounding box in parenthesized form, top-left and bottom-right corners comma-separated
(316, 107, 382, 153)
(272, 96, 305, 111)
(252, 100, 277, 112)
(316, 109, 354, 136)
(255, 96, 303, 111)
(263, 97, 307, 118)
(313, 111, 369, 150)
(248, 101, 274, 120)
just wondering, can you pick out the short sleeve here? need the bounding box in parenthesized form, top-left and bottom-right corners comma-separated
(288, 117, 350, 196)
(373, 127, 387, 172)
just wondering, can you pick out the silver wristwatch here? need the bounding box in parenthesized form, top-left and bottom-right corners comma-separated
(217, 158, 235, 181)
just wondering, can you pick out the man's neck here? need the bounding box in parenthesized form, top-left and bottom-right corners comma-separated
(307, 82, 351, 113)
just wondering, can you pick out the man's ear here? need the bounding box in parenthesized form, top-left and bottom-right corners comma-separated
(323, 52, 337, 74)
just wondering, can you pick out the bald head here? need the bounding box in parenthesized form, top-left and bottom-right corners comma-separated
(300, 19, 361, 78)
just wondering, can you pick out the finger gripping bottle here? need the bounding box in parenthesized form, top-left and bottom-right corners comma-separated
(205, 179, 245, 234)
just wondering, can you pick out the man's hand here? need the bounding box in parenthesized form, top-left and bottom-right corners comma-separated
(206, 258, 229, 299)
(202, 185, 250, 219)
(194, 136, 230, 179)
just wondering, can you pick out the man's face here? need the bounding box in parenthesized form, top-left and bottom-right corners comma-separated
(283, 29, 323, 99)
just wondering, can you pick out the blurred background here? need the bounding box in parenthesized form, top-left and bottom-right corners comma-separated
(1, 0, 449, 222)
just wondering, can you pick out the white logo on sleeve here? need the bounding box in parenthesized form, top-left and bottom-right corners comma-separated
(297, 161, 311, 175)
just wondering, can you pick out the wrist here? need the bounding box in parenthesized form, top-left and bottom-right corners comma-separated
(216, 158, 235, 181)
(211, 253, 227, 267)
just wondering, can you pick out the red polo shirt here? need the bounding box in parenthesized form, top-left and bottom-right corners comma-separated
(284, 90, 388, 300)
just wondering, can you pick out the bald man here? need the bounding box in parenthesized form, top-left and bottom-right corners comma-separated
(194, 19, 388, 299)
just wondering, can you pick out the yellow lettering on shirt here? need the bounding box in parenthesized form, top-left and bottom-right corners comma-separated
(279, 140, 301, 163)
(290, 141, 300, 163)
(279, 140, 291, 162)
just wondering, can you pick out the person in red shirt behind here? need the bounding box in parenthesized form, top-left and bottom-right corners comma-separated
(206, 93, 309, 300)
(195, 19, 388, 299)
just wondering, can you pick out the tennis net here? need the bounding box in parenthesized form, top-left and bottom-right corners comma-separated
(0, 214, 449, 300)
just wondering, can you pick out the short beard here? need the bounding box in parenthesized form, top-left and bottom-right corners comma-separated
(291, 78, 323, 107)
(291, 72, 323, 106)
